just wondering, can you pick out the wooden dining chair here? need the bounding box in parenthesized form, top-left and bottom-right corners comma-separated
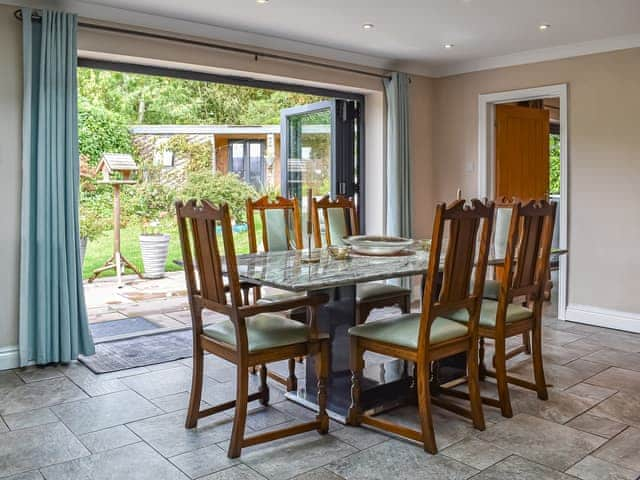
(347, 199, 494, 453)
(176, 199, 330, 458)
(447, 199, 556, 418)
(311, 194, 411, 324)
(246, 195, 306, 390)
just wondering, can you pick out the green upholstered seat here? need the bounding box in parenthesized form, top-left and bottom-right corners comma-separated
(257, 290, 306, 305)
(447, 300, 532, 328)
(203, 313, 309, 352)
(482, 280, 501, 300)
(356, 282, 410, 302)
(348, 313, 468, 349)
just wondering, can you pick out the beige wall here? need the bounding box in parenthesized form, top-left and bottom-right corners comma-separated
(0, 5, 22, 349)
(424, 48, 640, 315)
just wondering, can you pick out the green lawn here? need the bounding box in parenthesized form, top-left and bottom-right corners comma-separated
(83, 224, 255, 279)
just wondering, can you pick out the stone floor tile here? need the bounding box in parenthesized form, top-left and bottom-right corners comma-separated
(0, 371, 24, 391)
(441, 437, 510, 470)
(582, 349, 640, 372)
(471, 455, 575, 480)
(120, 366, 193, 399)
(579, 332, 640, 354)
(542, 329, 586, 347)
(200, 464, 267, 480)
(150, 392, 209, 413)
(2, 471, 45, 480)
(326, 439, 477, 480)
(586, 367, 640, 394)
(51, 390, 162, 435)
(224, 405, 293, 432)
(593, 427, 640, 472)
(292, 468, 345, 480)
(78, 425, 140, 453)
(588, 391, 640, 428)
(566, 454, 638, 480)
(169, 444, 238, 479)
(127, 409, 234, 457)
(564, 382, 617, 402)
(241, 431, 357, 480)
(509, 388, 600, 424)
(0, 422, 89, 477)
(476, 414, 606, 471)
(71, 376, 130, 397)
(0, 417, 8, 433)
(329, 425, 388, 450)
(15, 366, 63, 383)
(508, 359, 604, 391)
(566, 413, 628, 439)
(144, 313, 186, 330)
(40, 442, 188, 480)
(2, 407, 58, 431)
(0, 378, 88, 416)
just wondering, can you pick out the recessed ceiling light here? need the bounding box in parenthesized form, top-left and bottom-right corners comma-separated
(256, 0, 269, 4)
(362, 23, 374, 30)
(539, 24, 551, 30)
(444, 43, 455, 49)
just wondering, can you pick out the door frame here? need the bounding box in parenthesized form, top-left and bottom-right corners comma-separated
(477, 83, 568, 320)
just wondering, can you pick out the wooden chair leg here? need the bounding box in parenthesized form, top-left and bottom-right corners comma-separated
(347, 336, 363, 425)
(185, 338, 204, 429)
(259, 364, 270, 406)
(416, 362, 437, 454)
(478, 337, 487, 381)
(467, 339, 486, 431)
(228, 362, 249, 458)
(285, 358, 298, 392)
(315, 341, 330, 434)
(531, 324, 548, 400)
(494, 337, 513, 418)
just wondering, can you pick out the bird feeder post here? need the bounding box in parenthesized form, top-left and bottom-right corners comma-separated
(89, 153, 143, 287)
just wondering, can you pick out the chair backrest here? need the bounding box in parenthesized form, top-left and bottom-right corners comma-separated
(311, 195, 359, 247)
(420, 199, 495, 356)
(500, 199, 556, 305)
(246, 196, 303, 253)
(492, 198, 517, 260)
(176, 200, 243, 320)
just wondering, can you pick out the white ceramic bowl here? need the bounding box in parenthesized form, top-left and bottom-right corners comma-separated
(343, 235, 413, 255)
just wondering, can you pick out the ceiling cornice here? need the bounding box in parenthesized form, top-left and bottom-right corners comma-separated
(7, 0, 640, 79)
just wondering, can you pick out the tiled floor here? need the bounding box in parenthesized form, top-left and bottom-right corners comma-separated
(2, 308, 640, 479)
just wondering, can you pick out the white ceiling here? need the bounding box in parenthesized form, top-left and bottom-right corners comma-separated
(23, 0, 640, 76)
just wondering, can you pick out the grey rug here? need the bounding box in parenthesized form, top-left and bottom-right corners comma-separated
(89, 317, 160, 340)
(79, 329, 193, 374)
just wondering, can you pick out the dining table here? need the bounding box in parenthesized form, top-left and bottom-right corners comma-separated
(234, 245, 568, 422)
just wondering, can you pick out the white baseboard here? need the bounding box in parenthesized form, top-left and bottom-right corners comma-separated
(565, 304, 640, 333)
(0, 345, 19, 371)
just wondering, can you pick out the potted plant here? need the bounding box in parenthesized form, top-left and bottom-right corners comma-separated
(133, 181, 173, 279)
(78, 202, 104, 267)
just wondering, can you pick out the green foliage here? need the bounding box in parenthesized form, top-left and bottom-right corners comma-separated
(78, 98, 133, 166)
(550, 134, 561, 194)
(79, 200, 108, 241)
(180, 172, 258, 223)
(125, 181, 175, 231)
(163, 135, 212, 173)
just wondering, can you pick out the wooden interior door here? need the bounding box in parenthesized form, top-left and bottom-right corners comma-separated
(495, 104, 550, 200)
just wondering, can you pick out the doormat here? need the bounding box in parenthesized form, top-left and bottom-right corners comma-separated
(89, 317, 160, 340)
(79, 329, 193, 374)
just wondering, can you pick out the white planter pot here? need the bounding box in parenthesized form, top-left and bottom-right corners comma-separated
(139, 234, 170, 279)
(79, 237, 88, 267)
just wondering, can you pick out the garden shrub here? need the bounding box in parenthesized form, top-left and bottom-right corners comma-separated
(180, 171, 258, 223)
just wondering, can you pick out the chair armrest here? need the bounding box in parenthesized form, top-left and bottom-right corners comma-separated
(237, 293, 329, 318)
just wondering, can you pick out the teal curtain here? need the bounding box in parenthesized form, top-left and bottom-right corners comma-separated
(384, 72, 412, 238)
(19, 8, 94, 366)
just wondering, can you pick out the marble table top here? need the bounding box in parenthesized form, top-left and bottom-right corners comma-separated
(234, 247, 569, 292)
(236, 248, 429, 292)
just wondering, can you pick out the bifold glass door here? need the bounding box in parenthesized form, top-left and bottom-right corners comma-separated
(280, 99, 359, 202)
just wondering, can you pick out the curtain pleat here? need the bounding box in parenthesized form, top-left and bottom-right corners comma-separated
(19, 8, 95, 365)
(384, 72, 412, 238)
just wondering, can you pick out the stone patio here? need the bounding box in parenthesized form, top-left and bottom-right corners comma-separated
(84, 272, 193, 331)
(2, 295, 640, 479)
